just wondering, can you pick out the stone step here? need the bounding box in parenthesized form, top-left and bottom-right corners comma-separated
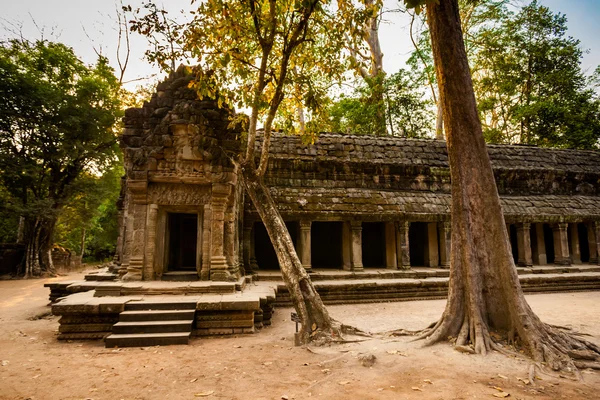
(119, 309, 196, 322)
(124, 301, 197, 311)
(105, 332, 190, 348)
(84, 273, 118, 282)
(162, 271, 199, 281)
(112, 320, 193, 334)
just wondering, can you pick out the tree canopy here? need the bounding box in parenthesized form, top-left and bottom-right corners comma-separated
(0, 39, 122, 276)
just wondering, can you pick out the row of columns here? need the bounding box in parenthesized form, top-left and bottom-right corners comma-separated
(512, 222, 600, 267)
(245, 220, 453, 272)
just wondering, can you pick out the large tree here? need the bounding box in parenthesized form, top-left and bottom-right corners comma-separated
(398, 0, 600, 376)
(132, 0, 368, 343)
(0, 39, 122, 277)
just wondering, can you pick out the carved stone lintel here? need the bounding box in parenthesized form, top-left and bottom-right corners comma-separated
(148, 183, 210, 205)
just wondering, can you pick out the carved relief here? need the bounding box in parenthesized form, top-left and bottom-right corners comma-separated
(148, 183, 211, 205)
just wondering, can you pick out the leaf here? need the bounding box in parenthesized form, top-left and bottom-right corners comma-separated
(497, 374, 508, 380)
(412, 387, 422, 391)
(338, 381, 350, 385)
(194, 391, 215, 397)
(492, 393, 510, 398)
(423, 379, 433, 384)
(190, 378, 198, 382)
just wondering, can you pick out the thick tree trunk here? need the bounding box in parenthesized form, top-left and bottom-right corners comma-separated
(21, 217, 57, 278)
(241, 162, 343, 344)
(420, 0, 600, 375)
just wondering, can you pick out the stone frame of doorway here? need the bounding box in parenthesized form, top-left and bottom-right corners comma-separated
(152, 205, 204, 280)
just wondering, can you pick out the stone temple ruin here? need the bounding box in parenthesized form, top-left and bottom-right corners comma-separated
(47, 67, 600, 347)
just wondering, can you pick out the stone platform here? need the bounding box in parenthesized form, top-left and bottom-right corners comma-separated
(254, 265, 600, 305)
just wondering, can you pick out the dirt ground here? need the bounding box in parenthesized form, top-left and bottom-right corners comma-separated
(1, 271, 599, 400)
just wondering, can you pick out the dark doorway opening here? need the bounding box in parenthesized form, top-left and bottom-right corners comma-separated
(509, 225, 518, 264)
(168, 213, 198, 270)
(530, 225, 538, 264)
(254, 221, 298, 270)
(362, 222, 385, 268)
(578, 223, 590, 263)
(543, 224, 555, 264)
(311, 222, 343, 268)
(409, 222, 428, 267)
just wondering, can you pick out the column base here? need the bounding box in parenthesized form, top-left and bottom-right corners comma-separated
(210, 256, 236, 281)
(518, 261, 533, 267)
(589, 257, 598, 264)
(554, 257, 571, 266)
(351, 265, 364, 272)
(440, 262, 450, 269)
(122, 258, 143, 281)
(303, 264, 312, 273)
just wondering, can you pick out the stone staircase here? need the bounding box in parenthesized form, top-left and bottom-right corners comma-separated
(105, 301, 196, 348)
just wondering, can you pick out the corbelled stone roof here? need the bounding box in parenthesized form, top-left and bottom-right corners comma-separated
(265, 132, 600, 174)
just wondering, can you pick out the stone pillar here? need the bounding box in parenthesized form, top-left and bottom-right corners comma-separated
(350, 221, 363, 271)
(342, 222, 352, 271)
(552, 223, 570, 265)
(242, 222, 253, 273)
(594, 222, 600, 266)
(143, 204, 159, 280)
(385, 222, 398, 269)
(201, 204, 212, 280)
(224, 219, 238, 275)
(298, 220, 312, 272)
(425, 222, 439, 267)
(396, 221, 410, 270)
(532, 223, 547, 265)
(587, 222, 598, 264)
(516, 223, 533, 267)
(123, 180, 148, 281)
(210, 183, 233, 281)
(568, 223, 582, 264)
(438, 222, 451, 268)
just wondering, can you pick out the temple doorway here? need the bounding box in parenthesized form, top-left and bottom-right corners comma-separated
(254, 221, 298, 270)
(362, 222, 385, 268)
(168, 213, 198, 271)
(409, 222, 428, 267)
(543, 224, 555, 264)
(311, 222, 343, 268)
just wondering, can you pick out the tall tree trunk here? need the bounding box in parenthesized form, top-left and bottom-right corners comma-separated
(22, 217, 57, 278)
(420, 0, 600, 375)
(241, 163, 341, 344)
(79, 227, 87, 261)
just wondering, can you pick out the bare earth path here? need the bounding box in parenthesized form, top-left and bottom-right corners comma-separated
(1, 272, 599, 400)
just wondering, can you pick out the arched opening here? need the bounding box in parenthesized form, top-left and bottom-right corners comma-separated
(509, 224, 518, 265)
(543, 224, 555, 264)
(254, 221, 298, 270)
(409, 222, 428, 267)
(578, 223, 590, 263)
(362, 222, 386, 268)
(311, 222, 343, 268)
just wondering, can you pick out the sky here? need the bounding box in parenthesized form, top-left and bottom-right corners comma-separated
(1, 0, 599, 92)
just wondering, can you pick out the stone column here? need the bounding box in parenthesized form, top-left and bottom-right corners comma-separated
(201, 204, 212, 280)
(123, 180, 148, 281)
(552, 223, 570, 265)
(350, 221, 363, 271)
(342, 222, 352, 271)
(396, 221, 411, 270)
(533, 223, 547, 265)
(210, 183, 233, 281)
(242, 222, 253, 273)
(587, 222, 598, 264)
(425, 222, 439, 267)
(224, 219, 238, 275)
(143, 204, 159, 280)
(438, 222, 451, 268)
(298, 220, 312, 272)
(569, 223, 582, 264)
(385, 222, 398, 269)
(516, 223, 533, 267)
(595, 222, 600, 266)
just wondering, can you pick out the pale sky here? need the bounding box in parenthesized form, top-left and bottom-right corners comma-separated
(1, 0, 599, 93)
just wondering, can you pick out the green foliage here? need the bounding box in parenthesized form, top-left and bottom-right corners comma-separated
(471, 0, 600, 148)
(0, 39, 123, 265)
(328, 70, 433, 136)
(55, 160, 123, 261)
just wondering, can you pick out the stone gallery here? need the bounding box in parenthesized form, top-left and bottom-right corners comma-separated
(115, 68, 600, 283)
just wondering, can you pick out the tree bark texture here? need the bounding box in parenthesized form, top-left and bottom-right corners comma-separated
(241, 163, 340, 343)
(21, 216, 57, 278)
(422, 0, 600, 374)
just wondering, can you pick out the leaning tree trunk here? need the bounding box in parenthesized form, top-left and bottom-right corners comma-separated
(241, 162, 342, 344)
(419, 0, 600, 375)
